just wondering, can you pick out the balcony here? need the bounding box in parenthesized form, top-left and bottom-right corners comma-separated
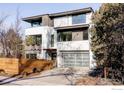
(57, 40, 89, 50)
(25, 35, 42, 52)
(25, 45, 41, 51)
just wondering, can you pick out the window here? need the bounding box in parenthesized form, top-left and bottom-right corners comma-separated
(51, 35, 54, 47)
(26, 54, 37, 59)
(31, 19, 42, 27)
(57, 28, 88, 42)
(35, 35, 42, 45)
(83, 30, 88, 40)
(30, 54, 37, 59)
(72, 31, 83, 41)
(26, 54, 30, 59)
(31, 22, 41, 27)
(26, 35, 42, 46)
(72, 14, 86, 24)
(58, 31, 72, 42)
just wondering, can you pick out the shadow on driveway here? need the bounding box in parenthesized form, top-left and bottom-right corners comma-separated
(0, 73, 82, 85)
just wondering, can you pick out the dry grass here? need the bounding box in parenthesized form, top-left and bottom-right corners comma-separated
(75, 76, 117, 85)
(76, 76, 100, 85)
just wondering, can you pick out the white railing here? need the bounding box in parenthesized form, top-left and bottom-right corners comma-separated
(25, 45, 41, 51)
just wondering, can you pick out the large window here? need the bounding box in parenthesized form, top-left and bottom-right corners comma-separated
(72, 14, 86, 24)
(26, 54, 37, 59)
(26, 35, 42, 46)
(51, 35, 54, 47)
(57, 28, 88, 42)
(58, 31, 72, 42)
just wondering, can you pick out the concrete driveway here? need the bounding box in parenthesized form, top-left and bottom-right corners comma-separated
(0, 68, 89, 85)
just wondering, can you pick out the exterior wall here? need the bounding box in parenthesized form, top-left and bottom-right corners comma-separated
(57, 41, 89, 50)
(25, 26, 57, 59)
(86, 13, 92, 24)
(88, 25, 96, 69)
(54, 12, 92, 27)
(42, 15, 53, 26)
(54, 16, 72, 27)
(57, 41, 90, 67)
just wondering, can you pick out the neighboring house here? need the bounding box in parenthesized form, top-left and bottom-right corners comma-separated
(22, 7, 95, 68)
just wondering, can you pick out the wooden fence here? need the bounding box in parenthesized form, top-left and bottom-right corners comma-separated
(0, 58, 19, 75)
(0, 58, 55, 76)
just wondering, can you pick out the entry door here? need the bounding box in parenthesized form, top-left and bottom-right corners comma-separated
(61, 51, 89, 67)
(51, 53, 57, 60)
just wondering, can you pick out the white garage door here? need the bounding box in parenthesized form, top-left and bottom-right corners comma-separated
(61, 51, 89, 67)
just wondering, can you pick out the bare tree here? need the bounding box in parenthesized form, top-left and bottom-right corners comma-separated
(0, 15, 8, 26)
(0, 14, 9, 57)
(0, 9, 23, 58)
(6, 8, 23, 58)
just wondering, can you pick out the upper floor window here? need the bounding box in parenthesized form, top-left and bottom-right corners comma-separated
(31, 19, 42, 27)
(58, 31, 72, 42)
(51, 35, 54, 47)
(72, 14, 86, 24)
(26, 35, 42, 46)
(57, 28, 88, 42)
(31, 21, 41, 27)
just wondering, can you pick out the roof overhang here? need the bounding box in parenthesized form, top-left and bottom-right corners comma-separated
(49, 7, 93, 18)
(55, 24, 89, 31)
(22, 7, 93, 23)
(22, 14, 48, 23)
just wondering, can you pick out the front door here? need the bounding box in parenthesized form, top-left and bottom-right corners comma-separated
(46, 50, 57, 60)
(51, 52, 57, 60)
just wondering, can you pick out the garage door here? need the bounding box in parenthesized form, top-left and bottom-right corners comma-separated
(61, 51, 89, 67)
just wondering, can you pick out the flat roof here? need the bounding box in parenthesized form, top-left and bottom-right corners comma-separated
(49, 7, 93, 17)
(22, 7, 93, 22)
(22, 14, 48, 23)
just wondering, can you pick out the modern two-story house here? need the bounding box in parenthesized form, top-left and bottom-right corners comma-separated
(22, 7, 95, 68)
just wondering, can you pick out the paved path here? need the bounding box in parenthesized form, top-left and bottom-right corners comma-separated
(0, 68, 89, 85)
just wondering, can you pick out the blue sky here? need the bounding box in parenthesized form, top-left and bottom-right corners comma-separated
(0, 3, 101, 29)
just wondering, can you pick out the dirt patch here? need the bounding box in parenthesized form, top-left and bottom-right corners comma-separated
(20, 59, 54, 77)
(75, 76, 121, 85)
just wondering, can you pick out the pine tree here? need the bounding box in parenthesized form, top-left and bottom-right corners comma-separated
(91, 3, 124, 83)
